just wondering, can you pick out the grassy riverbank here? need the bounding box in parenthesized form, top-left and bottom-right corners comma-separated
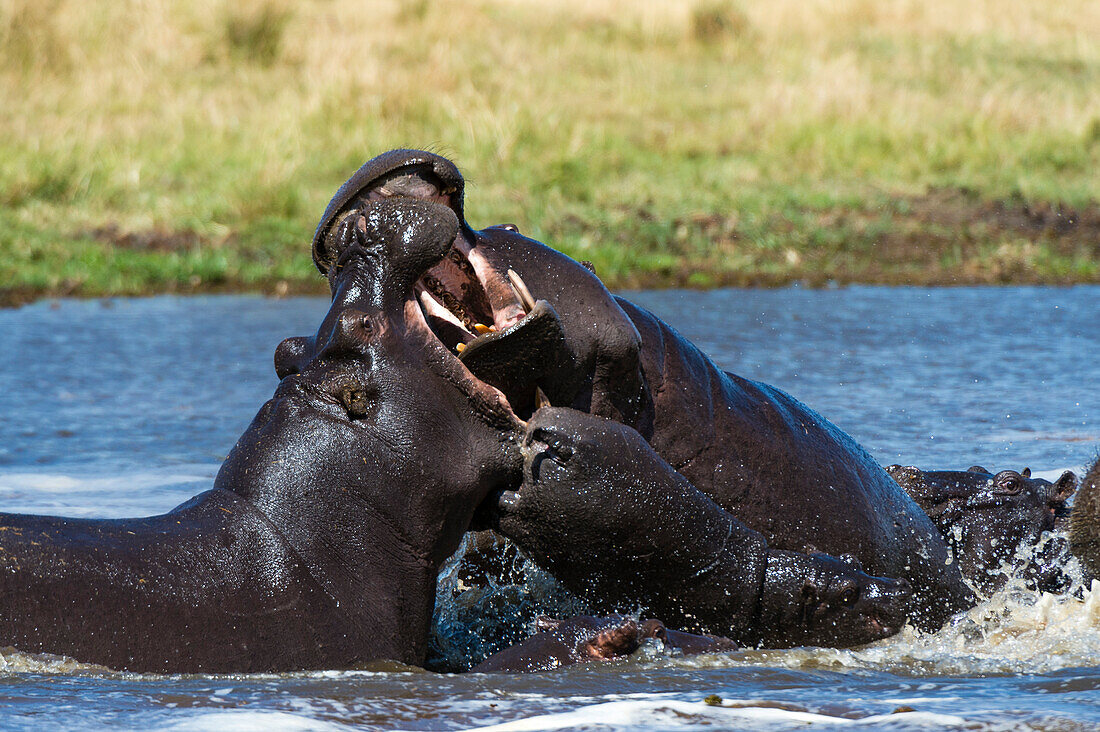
(2, 0, 1099, 305)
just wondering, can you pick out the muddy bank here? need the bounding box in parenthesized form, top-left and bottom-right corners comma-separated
(3, 188, 1098, 308)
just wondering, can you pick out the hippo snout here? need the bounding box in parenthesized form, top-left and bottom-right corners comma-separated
(862, 576, 913, 633)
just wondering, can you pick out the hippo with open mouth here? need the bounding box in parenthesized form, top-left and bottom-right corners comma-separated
(0, 199, 528, 673)
(307, 149, 976, 633)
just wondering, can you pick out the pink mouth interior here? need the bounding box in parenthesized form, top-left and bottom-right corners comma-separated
(323, 166, 548, 420)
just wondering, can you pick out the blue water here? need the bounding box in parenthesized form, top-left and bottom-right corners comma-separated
(1, 288, 1098, 730)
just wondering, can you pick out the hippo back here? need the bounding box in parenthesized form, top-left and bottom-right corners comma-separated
(616, 298, 973, 626)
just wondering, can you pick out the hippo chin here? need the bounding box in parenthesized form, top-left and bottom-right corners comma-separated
(887, 464, 1078, 595)
(495, 408, 911, 649)
(0, 199, 526, 673)
(310, 150, 974, 631)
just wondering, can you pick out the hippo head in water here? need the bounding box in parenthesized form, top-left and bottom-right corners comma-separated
(215, 197, 532, 664)
(886, 464, 1078, 595)
(471, 615, 739, 673)
(493, 407, 912, 649)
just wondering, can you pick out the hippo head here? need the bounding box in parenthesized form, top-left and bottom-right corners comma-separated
(308, 149, 646, 426)
(213, 199, 533, 662)
(886, 464, 1078, 594)
(753, 552, 912, 649)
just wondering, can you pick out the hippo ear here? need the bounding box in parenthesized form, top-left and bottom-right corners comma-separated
(274, 336, 314, 380)
(1051, 471, 1078, 504)
(886, 465, 921, 484)
(968, 466, 990, 474)
(1022, 467, 1032, 478)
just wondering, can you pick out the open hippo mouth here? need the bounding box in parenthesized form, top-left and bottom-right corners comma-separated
(315, 157, 571, 420)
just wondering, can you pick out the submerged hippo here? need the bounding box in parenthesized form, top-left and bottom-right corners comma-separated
(0, 199, 527, 673)
(472, 615, 738, 674)
(307, 149, 974, 630)
(886, 464, 1077, 595)
(496, 408, 912, 648)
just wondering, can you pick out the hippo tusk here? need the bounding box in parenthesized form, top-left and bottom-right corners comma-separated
(507, 269, 536, 313)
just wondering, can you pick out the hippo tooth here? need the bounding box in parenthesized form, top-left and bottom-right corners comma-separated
(416, 285, 474, 336)
(474, 323, 492, 334)
(535, 386, 551, 409)
(507, 269, 537, 313)
(456, 343, 467, 353)
(507, 281, 529, 314)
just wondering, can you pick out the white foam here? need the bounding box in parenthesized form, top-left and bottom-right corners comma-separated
(165, 711, 344, 732)
(726, 577, 1100, 678)
(0, 648, 110, 675)
(468, 699, 969, 731)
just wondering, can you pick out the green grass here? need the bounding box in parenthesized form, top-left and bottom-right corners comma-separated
(2, 0, 1099, 305)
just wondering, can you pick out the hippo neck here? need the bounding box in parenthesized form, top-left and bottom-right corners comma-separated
(220, 474, 440, 664)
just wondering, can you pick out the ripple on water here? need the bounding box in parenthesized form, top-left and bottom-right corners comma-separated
(1, 291, 1098, 730)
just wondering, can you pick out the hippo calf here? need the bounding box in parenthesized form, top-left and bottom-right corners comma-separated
(495, 408, 912, 649)
(472, 615, 738, 673)
(886, 464, 1077, 595)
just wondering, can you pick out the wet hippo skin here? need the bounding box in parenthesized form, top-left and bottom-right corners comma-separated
(0, 199, 525, 673)
(309, 150, 976, 630)
(887, 464, 1079, 595)
(1070, 457, 1100, 580)
(496, 408, 912, 648)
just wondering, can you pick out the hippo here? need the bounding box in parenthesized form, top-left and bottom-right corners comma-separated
(306, 149, 975, 630)
(886, 464, 1077, 595)
(0, 199, 526, 673)
(495, 408, 912, 648)
(1070, 457, 1100, 580)
(471, 615, 738, 673)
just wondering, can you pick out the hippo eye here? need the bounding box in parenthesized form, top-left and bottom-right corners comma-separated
(531, 428, 574, 463)
(838, 585, 860, 607)
(993, 472, 1024, 495)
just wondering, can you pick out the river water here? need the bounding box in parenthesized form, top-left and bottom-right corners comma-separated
(0, 287, 1097, 730)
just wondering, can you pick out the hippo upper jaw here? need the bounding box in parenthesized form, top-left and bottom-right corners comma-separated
(314, 154, 580, 421)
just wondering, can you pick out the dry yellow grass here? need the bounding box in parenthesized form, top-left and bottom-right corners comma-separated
(1, 0, 1098, 300)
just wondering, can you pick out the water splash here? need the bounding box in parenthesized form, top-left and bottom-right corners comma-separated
(430, 530, 1100, 678)
(0, 647, 109, 675)
(695, 535, 1100, 677)
(428, 533, 590, 671)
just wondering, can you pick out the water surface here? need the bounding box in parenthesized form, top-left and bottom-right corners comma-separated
(0, 287, 1097, 730)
